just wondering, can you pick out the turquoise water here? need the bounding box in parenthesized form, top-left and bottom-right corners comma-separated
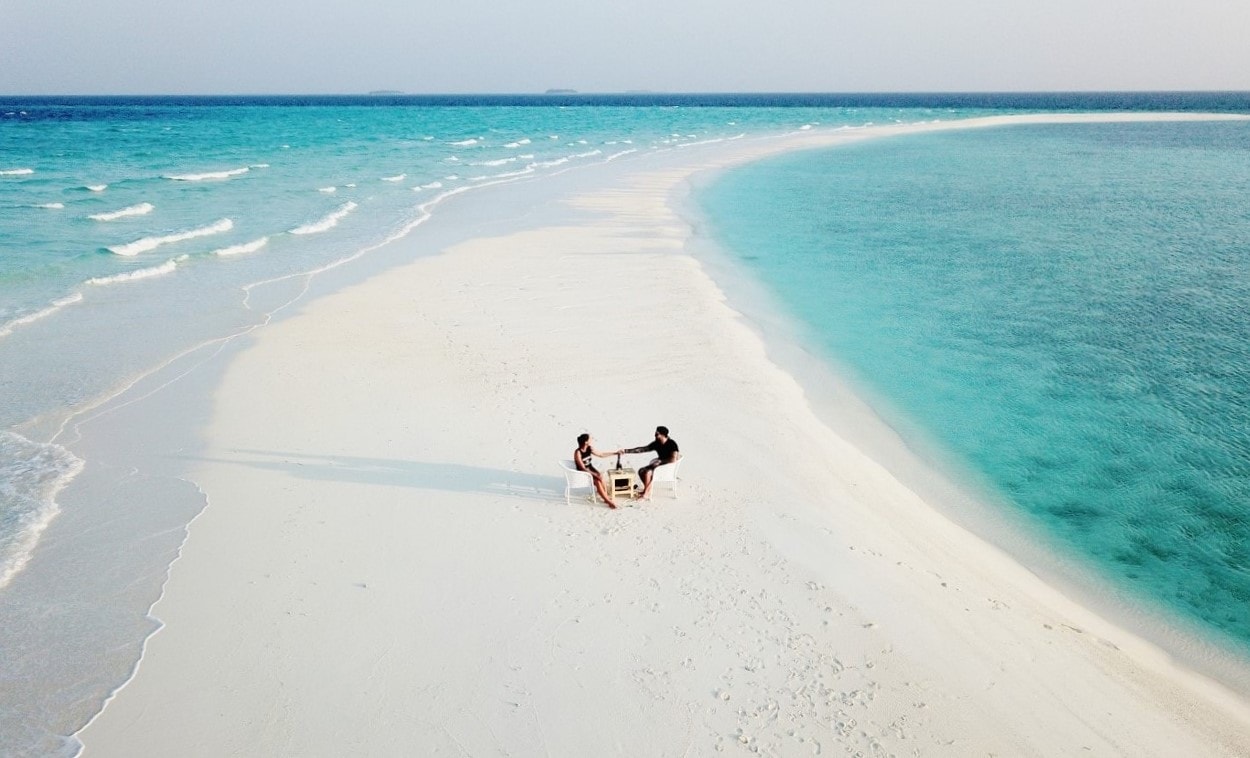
(698, 120, 1250, 652)
(0, 96, 977, 757)
(3, 96, 1250, 754)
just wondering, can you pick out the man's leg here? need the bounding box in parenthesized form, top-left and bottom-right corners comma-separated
(638, 459, 660, 499)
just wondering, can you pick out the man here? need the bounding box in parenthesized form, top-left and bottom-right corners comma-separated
(620, 426, 680, 500)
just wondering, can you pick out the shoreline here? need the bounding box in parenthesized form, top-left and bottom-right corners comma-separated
(72, 113, 1250, 755)
(674, 119, 1250, 697)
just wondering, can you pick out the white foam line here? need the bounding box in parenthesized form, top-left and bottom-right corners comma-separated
(0, 432, 84, 591)
(318, 186, 337, 193)
(87, 259, 178, 285)
(87, 184, 108, 192)
(213, 237, 269, 257)
(470, 157, 517, 167)
(90, 202, 154, 221)
(677, 137, 726, 148)
(491, 167, 536, 179)
(289, 201, 357, 235)
(381, 174, 406, 182)
(249, 163, 270, 169)
(450, 138, 479, 147)
(34, 202, 65, 209)
(605, 149, 638, 162)
(0, 293, 84, 339)
(108, 218, 233, 256)
(51, 111, 1250, 757)
(163, 167, 249, 181)
(0, 168, 34, 176)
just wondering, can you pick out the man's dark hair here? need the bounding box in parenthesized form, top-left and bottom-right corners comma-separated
(577, 433, 590, 445)
(656, 426, 669, 436)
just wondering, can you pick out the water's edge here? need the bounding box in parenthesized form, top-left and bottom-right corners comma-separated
(673, 123, 1250, 700)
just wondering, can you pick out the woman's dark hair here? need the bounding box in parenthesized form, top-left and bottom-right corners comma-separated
(656, 426, 669, 436)
(577, 433, 590, 445)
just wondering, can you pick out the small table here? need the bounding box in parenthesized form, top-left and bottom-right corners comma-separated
(606, 467, 637, 500)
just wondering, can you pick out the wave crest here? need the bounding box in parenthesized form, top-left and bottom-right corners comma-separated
(108, 218, 233, 256)
(289, 201, 357, 235)
(164, 167, 250, 181)
(87, 259, 178, 285)
(89, 202, 154, 221)
(213, 237, 269, 256)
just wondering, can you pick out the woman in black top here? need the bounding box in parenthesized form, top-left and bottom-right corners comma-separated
(575, 433, 620, 508)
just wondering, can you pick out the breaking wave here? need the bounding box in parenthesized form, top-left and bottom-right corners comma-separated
(87, 259, 179, 285)
(108, 218, 233, 256)
(289, 201, 357, 235)
(164, 167, 250, 181)
(89, 202, 154, 221)
(212, 237, 269, 256)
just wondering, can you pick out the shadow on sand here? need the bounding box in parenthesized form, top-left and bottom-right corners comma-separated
(189, 449, 565, 503)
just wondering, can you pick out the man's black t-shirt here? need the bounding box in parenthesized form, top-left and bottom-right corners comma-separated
(644, 437, 679, 463)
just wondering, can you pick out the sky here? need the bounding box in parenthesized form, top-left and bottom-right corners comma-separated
(2, 0, 1248, 94)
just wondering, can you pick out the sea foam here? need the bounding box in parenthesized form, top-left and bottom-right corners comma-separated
(0, 432, 84, 590)
(470, 157, 517, 167)
(289, 201, 357, 235)
(33, 203, 64, 209)
(450, 138, 479, 147)
(89, 202, 154, 221)
(87, 259, 179, 285)
(0, 293, 84, 339)
(213, 237, 269, 256)
(0, 168, 34, 176)
(381, 174, 406, 182)
(108, 218, 233, 256)
(86, 184, 108, 192)
(164, 167, 250, 181)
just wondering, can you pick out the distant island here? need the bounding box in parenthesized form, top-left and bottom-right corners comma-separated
(544, 89, 578, 95)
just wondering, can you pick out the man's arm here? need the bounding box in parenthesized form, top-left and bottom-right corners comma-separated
(619, 441, 656, 455)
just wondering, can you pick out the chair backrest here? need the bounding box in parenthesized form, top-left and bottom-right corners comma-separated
(652, 456, 682, 482)
(559, 459, 591, 484)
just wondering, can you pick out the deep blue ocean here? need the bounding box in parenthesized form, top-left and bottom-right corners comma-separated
(1, 93, 1249, 755)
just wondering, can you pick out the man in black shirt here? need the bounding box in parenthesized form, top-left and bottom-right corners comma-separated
(620, 426, 680, 500)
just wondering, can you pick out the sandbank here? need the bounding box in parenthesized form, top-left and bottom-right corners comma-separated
(77, 114, 1250, 756)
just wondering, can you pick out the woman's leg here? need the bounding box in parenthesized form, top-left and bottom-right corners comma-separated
(592, 472, 616, 508)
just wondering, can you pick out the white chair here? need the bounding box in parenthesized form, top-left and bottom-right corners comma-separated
(559, 460, 596, 505)
(644, 456, 683, 499)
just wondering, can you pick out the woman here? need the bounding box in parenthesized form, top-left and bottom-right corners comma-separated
(574, 433, 620, 508)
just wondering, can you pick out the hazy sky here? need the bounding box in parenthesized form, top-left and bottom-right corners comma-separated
(2, 0, 1248, 94)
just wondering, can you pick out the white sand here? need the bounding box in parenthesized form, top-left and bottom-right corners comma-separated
(79, 115, 1250, 756)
